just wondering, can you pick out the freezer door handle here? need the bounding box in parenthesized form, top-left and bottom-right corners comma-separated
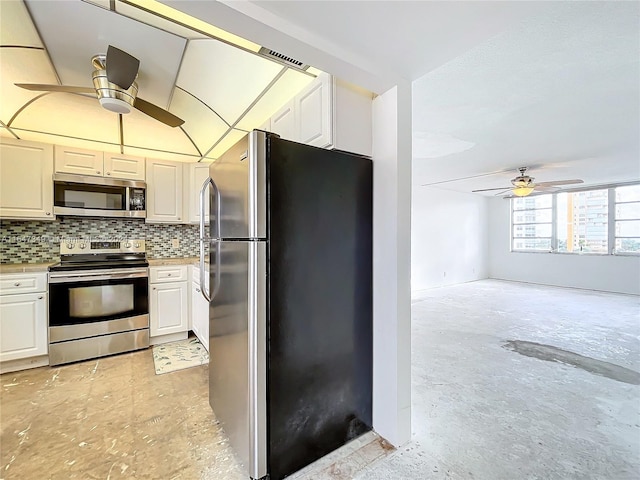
(199, 177, 214, 302)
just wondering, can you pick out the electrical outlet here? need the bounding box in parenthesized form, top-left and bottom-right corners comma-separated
(171, 238, 180, 249)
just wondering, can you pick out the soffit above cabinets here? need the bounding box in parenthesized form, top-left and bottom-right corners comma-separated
(0, 0, 318, 162)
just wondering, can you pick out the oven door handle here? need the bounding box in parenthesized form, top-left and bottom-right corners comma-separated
(49, 270, 148, 283)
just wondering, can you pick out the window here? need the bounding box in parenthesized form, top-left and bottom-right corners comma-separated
(557, 189, 608, 253)
(615, 185, 640, 253)
(512, 195, 552, 251)
(511, 184, 639, 255)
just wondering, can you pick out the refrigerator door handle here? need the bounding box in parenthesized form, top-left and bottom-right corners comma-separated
(199, 177, 214, 302)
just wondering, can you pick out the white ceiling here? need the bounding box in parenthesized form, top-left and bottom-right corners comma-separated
(190, 0, 640, 194)
(411, 1, 640, 194)
(1, 0, 638, 191)
(0, 0, 316, 161)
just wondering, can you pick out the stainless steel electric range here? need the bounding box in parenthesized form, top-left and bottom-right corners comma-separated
(48, 239, 149, 366)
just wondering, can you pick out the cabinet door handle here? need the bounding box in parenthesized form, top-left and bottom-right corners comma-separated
(96, 170, 101, 174)
(46, 212, 51, 216)
(38, 296, 43, 300)
(153, 287, 156, 290)
(196, 288, 201, 293)
(14, 282, 21, 286)
(167, 273, 172, 277)
(107, 172, 111, 175)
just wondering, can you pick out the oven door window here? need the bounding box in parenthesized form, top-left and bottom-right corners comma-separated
(54, 183, 126, 210)
(50, 277, 148, 326)
(69, 284, 134, 318)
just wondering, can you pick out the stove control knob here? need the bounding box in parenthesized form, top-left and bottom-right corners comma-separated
(79, 243, 87, 250)
(66, 243, 74, 250)
(124, 242, 132, 248)
(134, 242, 140, 248)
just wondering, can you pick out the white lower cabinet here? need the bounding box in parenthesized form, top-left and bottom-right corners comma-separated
(190, 269, 209, 352)
(0, 273, 48, 370)
(0, 293, 48, 362)
(149, 266, 189, 342)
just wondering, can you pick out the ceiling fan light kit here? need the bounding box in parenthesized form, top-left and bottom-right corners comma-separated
(512, 186, 535, 197)
(470, 166, 583, 197)
(92, 67, 139, 114)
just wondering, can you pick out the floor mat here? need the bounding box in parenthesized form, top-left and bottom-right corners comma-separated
(152, 337, 209, 375)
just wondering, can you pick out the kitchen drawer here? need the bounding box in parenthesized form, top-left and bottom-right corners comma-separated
(149, 265, 188, 284)
(0, 273, 47, 295)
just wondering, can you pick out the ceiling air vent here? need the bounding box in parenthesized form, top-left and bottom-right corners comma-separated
(259, 47, 309, 71)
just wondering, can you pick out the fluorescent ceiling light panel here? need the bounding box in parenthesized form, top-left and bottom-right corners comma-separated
(177, 40, 283, 124)
(209, 129, 246, 159)
(169, 88, 230, 153)
(0, 49, 58, 123)
(116, 1, 207, 40)
(122, 108, 196, 153)
(11, 93, 118, 144)
(16, 130, 124, 154)
(124, 144, 213, 162)
(0, 1, 43, 47)
(236, 70, 315, 131)
(121, 0, 261, 52)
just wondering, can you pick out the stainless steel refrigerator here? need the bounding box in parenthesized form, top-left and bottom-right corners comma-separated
(198, 130, 372, 480)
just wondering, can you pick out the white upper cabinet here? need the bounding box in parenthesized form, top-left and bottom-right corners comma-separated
(103, 153, 145, 180)
(146, 159, 183, 223)
(54, 145, 104, 177)
(55, 146, 145, 180)
(264, 73, 372, 156)
(270, 99, 296, 141)
(184, 162, 211, 224)
(0, 138, 54, 220)
(296, 74, 333, 148)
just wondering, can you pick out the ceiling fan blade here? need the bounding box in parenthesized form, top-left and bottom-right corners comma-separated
(493, 189, 512, 196)
(535, 179, 584, 187)
(15, 83, 96, 95)
(106, 45, 140, 90)
(471, 187, 512, 192)
(134, 97, 184, 127)
(533, 185, 560, 191)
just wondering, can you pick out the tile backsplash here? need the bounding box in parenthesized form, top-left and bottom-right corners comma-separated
(0, 218, 203, 264)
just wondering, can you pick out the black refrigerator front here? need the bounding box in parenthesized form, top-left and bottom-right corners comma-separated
(202, 130, 372, 480)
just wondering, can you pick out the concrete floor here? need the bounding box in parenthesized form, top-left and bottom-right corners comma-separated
(1, 279, 638, 479)
(356, 279, 640, 480)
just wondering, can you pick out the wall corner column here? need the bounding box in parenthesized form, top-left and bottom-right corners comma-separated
(371, 81, 412, 447)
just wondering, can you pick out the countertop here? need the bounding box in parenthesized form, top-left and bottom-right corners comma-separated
(148, 257, 200, 267)
(0, 262, 56, 274)
(0, 258, 207, 273)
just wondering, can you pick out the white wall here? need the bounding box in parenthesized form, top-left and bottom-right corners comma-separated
(411, 187, 489, 292)
(372, 83, 412, 447)
(488, 197, 640, 295)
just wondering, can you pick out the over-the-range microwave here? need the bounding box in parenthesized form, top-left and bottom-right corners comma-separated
(53, 174, 146, 218)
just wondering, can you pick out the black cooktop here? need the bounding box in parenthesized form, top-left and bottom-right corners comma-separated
(48, 253, 149, 272)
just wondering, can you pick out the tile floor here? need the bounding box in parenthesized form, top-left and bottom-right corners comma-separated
(2, 279, 639, 479)
(0, 347, 389, 480)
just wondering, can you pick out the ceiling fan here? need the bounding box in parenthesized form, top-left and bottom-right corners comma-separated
(472, 167, 584, 197)
(15, 46, 184, 128)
